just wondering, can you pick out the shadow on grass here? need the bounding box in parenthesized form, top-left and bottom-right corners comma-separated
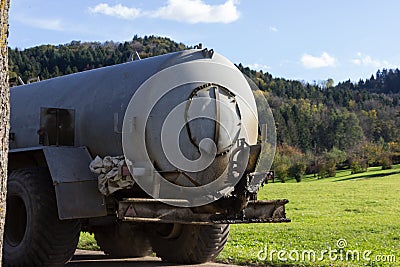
(333, 169, 400, 182)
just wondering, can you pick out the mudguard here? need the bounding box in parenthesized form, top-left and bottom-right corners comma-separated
(42, 146, 107, 219)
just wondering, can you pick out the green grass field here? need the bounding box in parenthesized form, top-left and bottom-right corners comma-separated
(218, 165, 400, 266)
(78, 165, 400, 266)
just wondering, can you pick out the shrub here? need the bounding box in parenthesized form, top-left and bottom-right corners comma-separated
(316, 148, 346, 178)
(318, 160, 337, 178)
(289, 161, 306, 182)
(381, 154, 392, 170)
(350, 159, 367, 174)
(273, 145, 305, 183)
(274, 163, 288, 183)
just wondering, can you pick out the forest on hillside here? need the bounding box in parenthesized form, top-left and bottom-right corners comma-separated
(8, 35, 400, 181)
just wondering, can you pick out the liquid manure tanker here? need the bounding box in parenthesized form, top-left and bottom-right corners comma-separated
(4, 47, 289, 266)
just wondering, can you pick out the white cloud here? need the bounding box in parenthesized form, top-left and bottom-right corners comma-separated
(269, 26, 278, 32)
(301, 52, 336, 69)
(88, 0, 240, 24)
(351, 52, 393, 68)
(88, 3, 142, 19)
(152, 0, 240, 23)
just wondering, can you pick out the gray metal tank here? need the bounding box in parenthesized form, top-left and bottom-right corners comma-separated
(10, 49, 257, 155)
(10, 48, 258, 198)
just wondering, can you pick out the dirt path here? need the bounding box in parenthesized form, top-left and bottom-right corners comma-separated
(67, 250, 247, 267)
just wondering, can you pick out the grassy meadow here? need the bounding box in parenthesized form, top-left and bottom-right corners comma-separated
(78, 165, 400, 266)
(218, 165, 400, 266)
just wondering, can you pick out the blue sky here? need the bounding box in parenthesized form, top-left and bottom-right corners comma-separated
(8, 0, 400, 83)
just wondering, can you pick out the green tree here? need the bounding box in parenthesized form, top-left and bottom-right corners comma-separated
(326, 78, 334, 88)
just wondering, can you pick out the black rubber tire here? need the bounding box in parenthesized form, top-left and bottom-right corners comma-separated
(3, 168, 81, 267)
(94, 223, 152, 258)
(149, 223, 230, 264)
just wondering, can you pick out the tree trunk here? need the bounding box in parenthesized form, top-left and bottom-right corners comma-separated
(0, 0, 10, 265)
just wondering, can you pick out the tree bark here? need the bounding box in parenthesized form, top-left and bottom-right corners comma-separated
(0, 0, 10, 265)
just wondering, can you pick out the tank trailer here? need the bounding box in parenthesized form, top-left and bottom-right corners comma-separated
(4, 48, 289, 266)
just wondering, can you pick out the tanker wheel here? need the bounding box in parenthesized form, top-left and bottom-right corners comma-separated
(94, 222, 152, 258)
(149, 223, 230, 264)
(3, 168, 81, 267)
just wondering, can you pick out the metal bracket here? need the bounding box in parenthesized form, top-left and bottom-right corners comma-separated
(202, 48, 214, 58)
(118, 198, 290, 225)
(194, 43, 203, 49)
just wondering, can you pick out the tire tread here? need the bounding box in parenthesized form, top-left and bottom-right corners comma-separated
(4, 168, 81, 267)
(150, 224, 229, 264)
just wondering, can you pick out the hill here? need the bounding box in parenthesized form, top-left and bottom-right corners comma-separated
(8, 35, 187, 82)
